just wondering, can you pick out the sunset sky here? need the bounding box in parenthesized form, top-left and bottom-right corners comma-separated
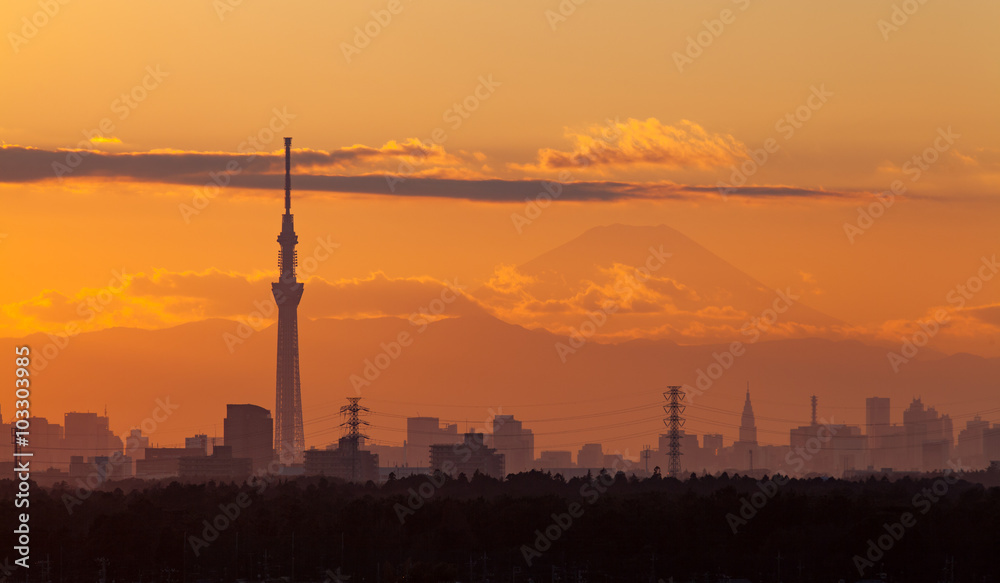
(3, 0, 999, 451)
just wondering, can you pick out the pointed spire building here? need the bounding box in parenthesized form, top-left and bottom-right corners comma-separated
(739, 387, 758, 445)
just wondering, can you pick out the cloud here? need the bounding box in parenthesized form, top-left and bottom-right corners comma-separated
(465, 262, 779, 343)
(0, 270, 482, 336)
(6, 266, 1000, 358)
(0, 139, 466, 182)
(0, 141, 856, 202)
(514, 118, 748, 174)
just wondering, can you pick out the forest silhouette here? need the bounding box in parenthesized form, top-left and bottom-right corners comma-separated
(2, 467, 999, 582)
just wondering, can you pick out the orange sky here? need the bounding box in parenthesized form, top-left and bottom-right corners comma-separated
(2, 0, 999, 453)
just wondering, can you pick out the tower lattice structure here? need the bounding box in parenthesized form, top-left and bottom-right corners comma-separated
(663, 386, 686, 478)
(273, 137, 305, 462)
(340, 397, 371, 445)
(340, 397, 371, 483)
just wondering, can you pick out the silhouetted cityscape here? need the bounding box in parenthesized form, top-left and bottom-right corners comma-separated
(3, 389, 997, 489)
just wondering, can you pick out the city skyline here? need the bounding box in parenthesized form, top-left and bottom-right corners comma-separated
(4, 388, 995, 478)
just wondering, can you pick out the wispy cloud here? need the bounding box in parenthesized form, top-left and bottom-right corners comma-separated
(0, 141, 854, 202)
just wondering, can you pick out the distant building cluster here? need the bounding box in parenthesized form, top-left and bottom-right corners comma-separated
(0, 404, 277, 486)
(647, 394, 999, 478)
(359, 393, 1000, 480)
(2, 391, 997, 485)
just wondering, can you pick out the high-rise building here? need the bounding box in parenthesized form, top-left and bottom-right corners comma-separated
(185, 434, 209, 453)
(64, 412, 123, 462)
(984, 424, 1000, 463)
(702, 434, 724, 456)
(224, 404, 274, 473)
(903, 398, 953, 470)
(1, 416, 65, 473)
(789, 422, 865, 476)
(363, 443, 405, 467)
(866, 397, 891, 468)
(125, 428, 149, 477)
(406, 417, 460, 468)
(956, 415, 990, 465)
(789, 398, 864, 476)
(738, 390, 757, 445)
(492, 414, 534, 474)
(577, 443, 604, 469)
(272, 137, 305, 463)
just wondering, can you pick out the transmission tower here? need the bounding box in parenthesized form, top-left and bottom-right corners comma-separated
(662, 386, 686, 478)
(340, 397, 371, 482)
(340, 397, 371, 445)
(810, 395, 818, 426)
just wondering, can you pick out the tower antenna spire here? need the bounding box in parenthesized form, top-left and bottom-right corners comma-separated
(284, 137, 292, 213)
(273, 136, 305, 463)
